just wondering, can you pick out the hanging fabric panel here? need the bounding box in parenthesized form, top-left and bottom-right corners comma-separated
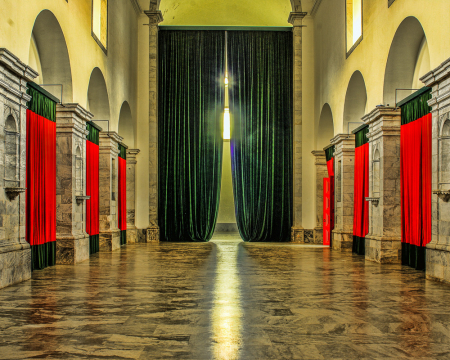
(118, 144, 127, 246)
(400, 88, 432, 270)
(26, 83, 57, 270)
(86, 122, 100, 254)
(352, 126, 369, 255)
(228, 31, 293, 242)
(158, 30, 225, 242)
(325, 145, 335, 246)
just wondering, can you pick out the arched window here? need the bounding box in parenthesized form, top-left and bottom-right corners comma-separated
(4, 115, 19, 188)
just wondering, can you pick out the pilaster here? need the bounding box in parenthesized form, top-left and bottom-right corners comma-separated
(421, 58, 450, 283)
(362, 106, 402, 263)
(0, 48, 37, 288)
(99, 132, 122, 251)
(331, 134, 355, 251)
(55, 104, 91, 264)
(126, 149, 140, 243)
(145, 9, 163, 243)
(312, 150, 327, 244)
(288, 12, 307, 243)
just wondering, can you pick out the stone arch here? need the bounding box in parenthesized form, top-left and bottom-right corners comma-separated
(317, 103, 334, 149)
(29, 10, 73, 103)
(441, 119, 450, 137)
(154, 0, 300, 11)
(383, 16, 430, 106)
(343, 71, 367, 133)
(5, 115, 17, 133)
(87, 67, 110, 122)
(118, 101, 135, 148)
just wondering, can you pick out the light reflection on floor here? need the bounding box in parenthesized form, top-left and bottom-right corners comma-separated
(210, 233, 244, 360)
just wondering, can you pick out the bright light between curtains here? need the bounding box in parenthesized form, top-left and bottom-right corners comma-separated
(223, 108, 230, 140)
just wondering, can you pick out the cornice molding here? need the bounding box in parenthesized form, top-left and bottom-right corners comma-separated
(129, 0, 142, 15)
(310, 0, 323, 17)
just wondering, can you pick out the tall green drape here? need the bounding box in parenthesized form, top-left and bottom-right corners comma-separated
(158, 30, 225, 242)
(325, 146, 335, 162)
(400, 87, 432, 125)
(228, 31, 293, 242)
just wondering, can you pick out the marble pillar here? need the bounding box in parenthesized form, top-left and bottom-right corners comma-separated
(126, 149, 140, 244)
(422, 58, 450, 283)
(99, 132, 122, 251)
(288, 12, 307, 243)
(0, 49, 36, 289)
(331, 134, 355, 251)
(55, 104, 91, 264)
(362, 106, 402, 263)
(144, 9, 163, 243)
(312, 150, 327, 244)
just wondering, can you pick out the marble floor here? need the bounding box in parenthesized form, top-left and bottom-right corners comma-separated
(1, 234, 450, 359)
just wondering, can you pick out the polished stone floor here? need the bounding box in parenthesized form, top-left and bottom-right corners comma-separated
(1, 234, 450, 359)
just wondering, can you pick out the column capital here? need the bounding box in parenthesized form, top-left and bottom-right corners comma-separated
(56, 103, 92, 137)
(288, 12, 307, 27)
(99, 131, 122, 156)
(144, 10, 163, 25)
(126, 148, 140, 164)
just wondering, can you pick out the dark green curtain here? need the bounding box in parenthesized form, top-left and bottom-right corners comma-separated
(354, 126, 369, 147)
(401, 87, 432, 125)
(26, 83, 57, 122)
(31, 242, 56, 271)
(228, 31, 293, 242)
(89, 234, 99, 255)
(158, 30, 225, 242)
(325, 146, 335, 162)
(87, 122, 100, 144)
(120, 230, 127, 245)
(119, 144, 127, 159)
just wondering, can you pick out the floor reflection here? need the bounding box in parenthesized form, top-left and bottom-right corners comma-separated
(210, 234, 244, 360)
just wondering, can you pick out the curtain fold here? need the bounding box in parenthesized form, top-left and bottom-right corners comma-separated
(118, 146, 127, 246)
(228, 31, 293, 242)
(401, 104, 432, 270)
(352, 126, 369, 255)
(86, 122, 100, 255)
(158, 30, 225, 242)
(26, 109, 56, 270)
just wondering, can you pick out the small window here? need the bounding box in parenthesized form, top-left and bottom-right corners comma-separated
(92, 0, 108, 53)
(346, 0, 363, 56)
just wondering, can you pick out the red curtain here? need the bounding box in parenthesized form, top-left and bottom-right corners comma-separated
(326, 158, 335, 233)
(86, 140, 99, 236)
(118, 157, 127, 231)
(401, 113, 432, 248)
(353, 143, 369, 239)
(26, 110, 56, 247)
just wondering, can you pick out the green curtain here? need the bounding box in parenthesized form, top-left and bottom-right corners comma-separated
(354, 125, 369, 147)
(31, 240, 56, 271)
(228, 31, 293, 242)
(325, 146, 335, 162)
(89, 234, 99, 255)
(120, 230, 127, 245)
(401, 88, 432, 125)
(158, 30, 225, 242)
(26, 83, 57, 122)
(119, 144, 127, 159)
(87, 122, 100, 144)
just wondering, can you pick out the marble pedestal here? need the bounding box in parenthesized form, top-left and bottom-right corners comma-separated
(422, 58, 450, 283)
(55, 104, 91, 264)
(331, 134, 355, 251)
(312, 150, 327, 244)
(362, 106, 402, 263)
(0, 49, 37, 288)
(99, 132, 122, 252)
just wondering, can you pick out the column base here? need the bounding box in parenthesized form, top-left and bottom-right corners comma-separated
(126, 227, 137, 244)
(56, 234, 90, 265)
(332, 230, 353, 251)
(426, 245, 450, 284)
(99, 229, 121, 252)
(290, 227, 304, 243)
(313, 227, 323, 244)
(365, 236, 401, 264)
(0, 243, 31, 289)
(137, 229, 148, 243)
(147, 226, 160, 243)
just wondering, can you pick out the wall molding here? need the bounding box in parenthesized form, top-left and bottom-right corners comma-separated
(311, 0, 323, 17)
(129, 0, 142, 15)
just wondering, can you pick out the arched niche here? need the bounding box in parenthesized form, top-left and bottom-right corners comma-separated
(158, 0, 293, 26)
(343, 71, 367, 133)
(317, 103, 334, 149)
(383, 17, 430, 106)
(29, 10, 73, 103)
(118, 101, 135, 148)
(87, 67, 110, 123)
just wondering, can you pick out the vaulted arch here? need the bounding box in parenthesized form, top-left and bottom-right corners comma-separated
(343, 71, 367, 133)
(29, 10, 73, 103)
(383, 17, 430, 106)
(317, 103, 334, 149)
(118, 101, 135, 148)
(87, 68, 110, 122)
